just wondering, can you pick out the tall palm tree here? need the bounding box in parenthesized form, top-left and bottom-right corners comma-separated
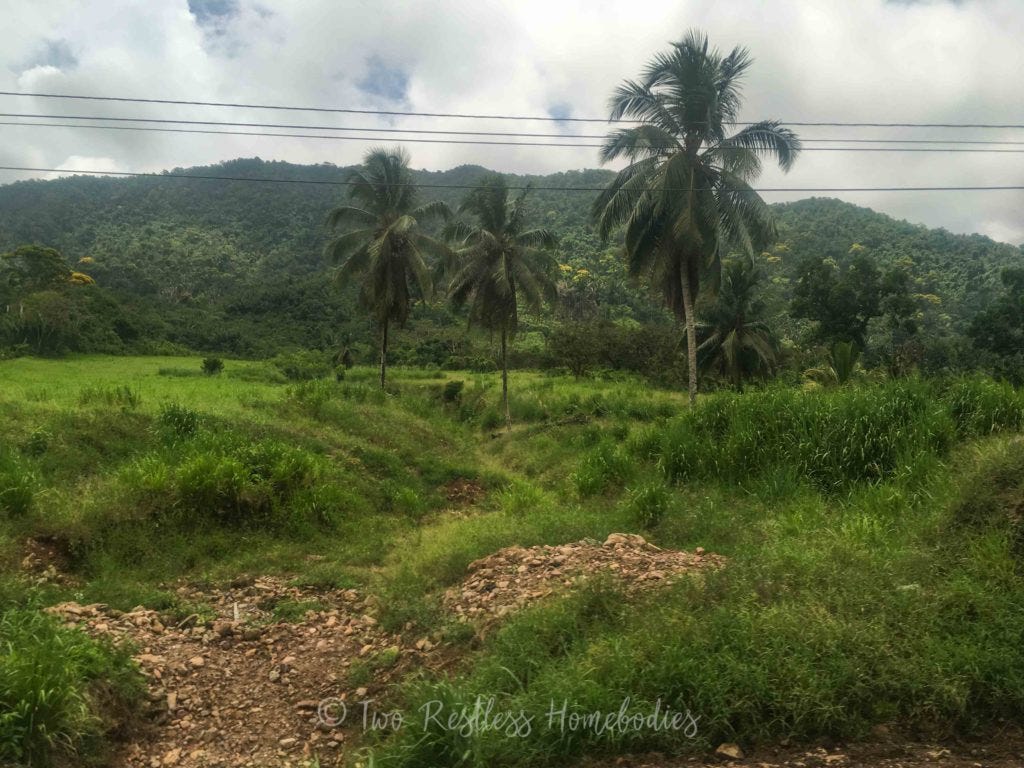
(696, 256, 780, 391)
(324, 147, 450, 390)
(446, 175, 557, 429)
(593, 30, 801, 405)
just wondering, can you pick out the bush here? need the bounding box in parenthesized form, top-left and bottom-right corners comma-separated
(271, 350, 332, 381)
(0, 609, 144, 766)
(201, 357, 224, 376)
(442, 380, 465, 404)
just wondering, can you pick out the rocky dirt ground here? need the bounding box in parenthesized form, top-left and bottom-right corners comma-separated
(582, 737, 1024, 767)
(41, 534, 718, 767)
(40, 534, 1024, 767)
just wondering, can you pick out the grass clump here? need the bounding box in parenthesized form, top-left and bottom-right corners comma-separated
(0, 449, 35, 517)
(0, 608, 145, 767)
(625, 481, 671, 530)
(572, 439, 634, 496)
(77, 385, 141, 410)
(156, 402, 201, 441)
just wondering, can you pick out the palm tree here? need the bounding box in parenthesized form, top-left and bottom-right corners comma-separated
(324, 147, 450, 390)
(446, 175, 557, 429)
(696, 256, 780, 391)
(803, 341, 864, 388)
(592, 30, 801, 405)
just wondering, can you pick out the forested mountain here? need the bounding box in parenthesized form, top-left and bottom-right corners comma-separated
(0, 158, 1020, 360)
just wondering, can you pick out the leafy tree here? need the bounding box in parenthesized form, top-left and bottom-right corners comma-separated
(1, 245, 72, 305)
(969, 267, 1024, 383)
(446, 175, 556, 429)
(592, 29, 800, 405)
(323, 148, 451, 389)
(791, 250, 916, 352)
(696, 257, 780, 391)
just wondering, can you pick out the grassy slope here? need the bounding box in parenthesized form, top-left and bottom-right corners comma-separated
(3, 358, 1024, 766)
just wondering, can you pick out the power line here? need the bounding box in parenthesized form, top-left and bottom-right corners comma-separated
(9, 114, 1024, 143)
(1, 91, 1023, 129)
(5, 119, 1024, 153)
(1, 165, 1022, 193)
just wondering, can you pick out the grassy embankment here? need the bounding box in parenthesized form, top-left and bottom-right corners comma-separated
(2, 356, 1024, 766)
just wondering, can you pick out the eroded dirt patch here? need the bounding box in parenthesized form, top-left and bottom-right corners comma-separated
(46, 578, 438, 767)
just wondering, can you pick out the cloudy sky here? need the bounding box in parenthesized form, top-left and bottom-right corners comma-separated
(1, 0, 1022, 244)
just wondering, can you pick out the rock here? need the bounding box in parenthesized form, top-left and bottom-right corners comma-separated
(279, 737, 298, 748)
(167, 691, 178, 710)
(603, 533, 647, 547)
(715, 742, 744, 759)
(162, 747, 182, 765)
(188, 655, 205, 668)
(695, 546, 705, 555)
(268, 669, 281, 682)
(213, 620, 235, 637)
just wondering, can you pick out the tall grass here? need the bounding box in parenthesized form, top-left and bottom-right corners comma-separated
(624, 378, 1024, 492)
(0, 608, 144, 766)
(368, 435, 1024, 767)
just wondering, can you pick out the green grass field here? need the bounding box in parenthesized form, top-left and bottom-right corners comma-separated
(3, 356, 1024, 766)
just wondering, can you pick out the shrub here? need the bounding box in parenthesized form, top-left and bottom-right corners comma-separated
(201, 357, 224, 376)
(442, 380, 465, 404)
(271, 350, 332, 381)
(0, 609, 144, 766)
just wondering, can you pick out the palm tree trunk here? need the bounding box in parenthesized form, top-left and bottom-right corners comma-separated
(379, 319, 389, 391)
(501, 325, 511, 431)
(681, 276, 698, 407)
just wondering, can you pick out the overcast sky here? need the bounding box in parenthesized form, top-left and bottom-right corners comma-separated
(1, 0, 1022, 244)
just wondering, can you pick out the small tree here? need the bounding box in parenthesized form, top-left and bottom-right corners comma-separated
(696, 256, 780, 391)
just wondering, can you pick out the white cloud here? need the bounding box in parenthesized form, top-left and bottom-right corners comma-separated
(0, 0, 1022, 243)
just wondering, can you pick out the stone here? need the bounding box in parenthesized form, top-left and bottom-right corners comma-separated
(715, 743, 744, 759)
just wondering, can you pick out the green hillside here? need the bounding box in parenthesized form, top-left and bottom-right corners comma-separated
(0, 158, 1020, 359)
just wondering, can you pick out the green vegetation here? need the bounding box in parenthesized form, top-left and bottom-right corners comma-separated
(0, 600, 144, 767)
(3, 28, 1024, 768)
(447, 174, 557, 428)
(2, 355, 1024, 766)
(592, 30, 801, 404)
